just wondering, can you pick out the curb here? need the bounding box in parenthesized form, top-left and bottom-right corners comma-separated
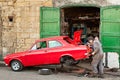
(0, 61, 6, 67)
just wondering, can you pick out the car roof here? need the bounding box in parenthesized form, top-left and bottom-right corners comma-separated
(35, 36, 69, 42)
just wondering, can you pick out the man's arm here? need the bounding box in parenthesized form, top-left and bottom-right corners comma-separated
(92, 42, 99, 55)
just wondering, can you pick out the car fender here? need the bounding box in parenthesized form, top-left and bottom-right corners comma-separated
(60, 54, 74, 61)
(9, 58, 24, 66)
(61, 54, 73, 58)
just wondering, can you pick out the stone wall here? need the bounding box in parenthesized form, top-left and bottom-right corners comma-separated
(0, 1, 18, 57)
(0, 6, 2, 60)
(0, 0, 53, 58)
(14, 0, 53, 52)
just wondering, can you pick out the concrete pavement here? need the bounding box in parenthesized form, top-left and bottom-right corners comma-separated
(0, 66, 120, 80)
(1, 60, 120, 77)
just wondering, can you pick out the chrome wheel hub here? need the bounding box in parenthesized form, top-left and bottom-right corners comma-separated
(11, 62, 20, 70)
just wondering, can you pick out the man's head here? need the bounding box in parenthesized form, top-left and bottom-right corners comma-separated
(88, 36, 94, 45)
(94, 36, 99, 40)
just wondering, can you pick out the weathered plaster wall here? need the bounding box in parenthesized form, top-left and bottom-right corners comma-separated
(53, 0, 120, 7)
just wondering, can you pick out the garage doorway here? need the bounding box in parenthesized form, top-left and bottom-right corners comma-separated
(60, 7, 100, 44)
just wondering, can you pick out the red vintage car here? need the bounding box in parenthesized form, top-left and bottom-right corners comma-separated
(4, 36, 89, 71)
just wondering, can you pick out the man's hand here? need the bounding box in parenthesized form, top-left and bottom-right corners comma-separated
(85, 53, 92, 58)
(91, 52, 95, 55)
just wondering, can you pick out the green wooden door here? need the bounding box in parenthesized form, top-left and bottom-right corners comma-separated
(100, 6, 120, 61)
(40, 7, 60, 38)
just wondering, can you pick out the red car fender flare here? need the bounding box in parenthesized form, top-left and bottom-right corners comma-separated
(61, 54, 73, 57)
(9, 58, 24, 66)
(60, 54, 74, 60)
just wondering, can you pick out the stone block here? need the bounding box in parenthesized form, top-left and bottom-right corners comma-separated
(17, 33, 30, 39)
(14, 7, 22, 12)
(2, 47, 15, 56)
(17, 39, 25, 44)
(2, 2, 8, 6)
(30, 11, 37, 17)
(16, 27, 24, 32)
(36, 11, 40, 17)
(30, 33, 39, 39)
(2, 47, 8, 57)
(24, 12, 30, 17)
(16, 0, 25, 2)
(0, 49, 1, 55)
(2, 32, 16, 47)
(15, 2, 25, 6)
(8, 47, 15, 53)
(35, 16, 40, 22)
(15, 17, 21, 22)
(13, 42, 17, 47)
(15, 48, 25, 52)
(7, 41, 14, 47)
(25, 38, 36, 44)
(16, 12, 21, 17)
(3, 22, 8, 27)
(30, 6, 37, 12)
(42, 0, 53, 6)
(29, 1, 42, 6)
(0, 2, 2, 6)
(2, 39, 14, 47)
(0, 0, 5, 2)
(24, 27, 37, 33)
(29, 17, 36, 22)
(25, 0, 43, 2)
(16, 43, 24, 48)
(25, 6, 30, 12)
(8, 1, 13, 6)
(22, 43, 31, 49)
(36, 6, 40, 12)
(8, 22, 14, 27)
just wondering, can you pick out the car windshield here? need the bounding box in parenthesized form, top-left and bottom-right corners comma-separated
(63, 37, 74, 44)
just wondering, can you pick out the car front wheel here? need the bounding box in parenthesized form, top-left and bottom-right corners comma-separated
(10, 60, 23, 71)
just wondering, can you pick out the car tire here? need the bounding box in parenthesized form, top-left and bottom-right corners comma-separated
(64, 58, 75, 66)
(10, 60, 23, 71)
(73, 60, 80, 65)
(38, 69, 52, 75)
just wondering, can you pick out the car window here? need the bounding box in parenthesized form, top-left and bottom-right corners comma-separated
(39, 41, 47, 48)
(48, 40, 62, 48)
(31, 41, 47, 50)
(31, 44, 37, 50)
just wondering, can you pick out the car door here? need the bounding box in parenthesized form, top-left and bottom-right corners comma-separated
(47, 40, 63, 64)
(25, 41, 50, 66)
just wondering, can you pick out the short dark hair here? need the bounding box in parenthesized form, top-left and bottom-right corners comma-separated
(87, 36, 94, 41)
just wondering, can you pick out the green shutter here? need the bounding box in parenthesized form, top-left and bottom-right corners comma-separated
(100, 6, 120, 58)
(40, 7, 60, 38)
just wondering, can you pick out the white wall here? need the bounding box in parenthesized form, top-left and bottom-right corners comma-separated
(103, 52, 119, 68)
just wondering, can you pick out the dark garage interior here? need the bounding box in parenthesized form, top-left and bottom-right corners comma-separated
(61, 7, 100, 43)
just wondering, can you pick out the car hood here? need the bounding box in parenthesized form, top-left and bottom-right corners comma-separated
(4, 51, 27, 59)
